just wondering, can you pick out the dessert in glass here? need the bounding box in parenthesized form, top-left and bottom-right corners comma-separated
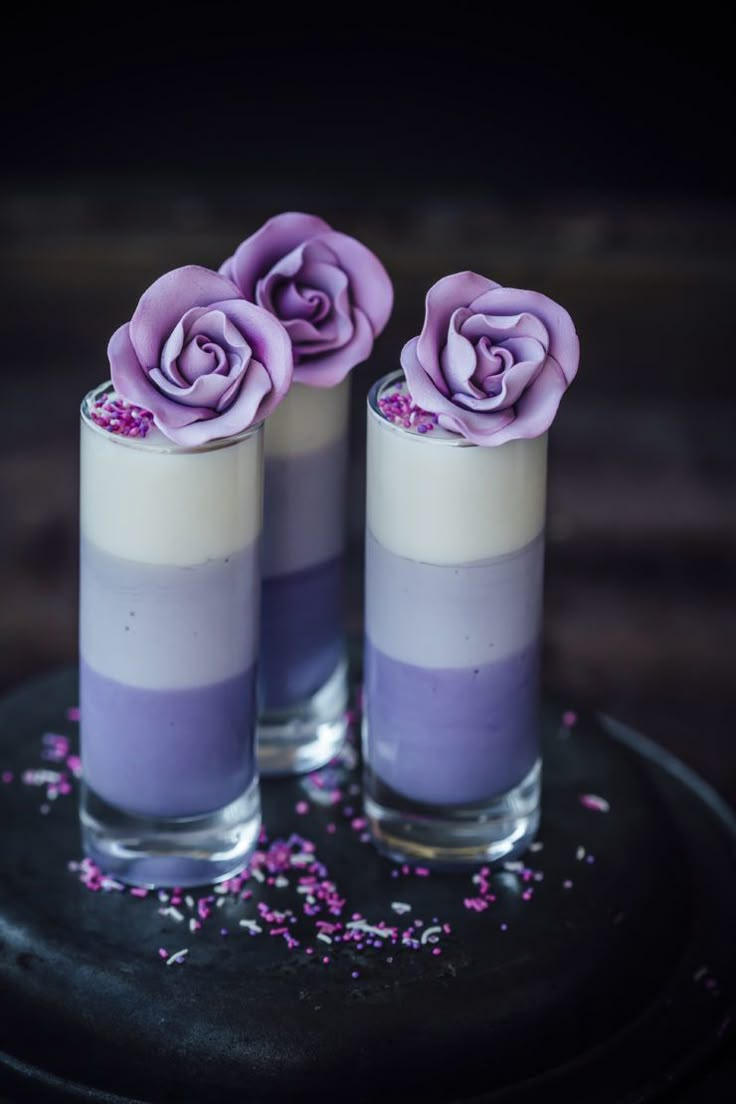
(79, 267, 292, 886)
(220, 213, 393, 774)
(363, 272, 579, 865)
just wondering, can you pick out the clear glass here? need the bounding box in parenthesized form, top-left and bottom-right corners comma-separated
(257, 380, 349, 775)
(79, 383, 263, 887)
(363, 371, 545, 866)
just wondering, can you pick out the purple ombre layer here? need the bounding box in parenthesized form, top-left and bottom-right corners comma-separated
(364, 531, 543, 806)
(259, 437, 347, 711)
(81, 661, 256, 818)
(363, 641, 540, 806)
(80, 539, 259, 818)
(260, 557, 344, 710)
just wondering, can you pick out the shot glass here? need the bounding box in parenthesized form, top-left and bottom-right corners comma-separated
(257, 378, 350, 775)
(363, 371, 545, 865)
(79, 383, 263, 886)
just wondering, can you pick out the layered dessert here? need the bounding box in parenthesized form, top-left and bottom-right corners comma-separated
(80, 389, 263, 819)
(260, 378, 349, 712)
(364, 379, 547, 807)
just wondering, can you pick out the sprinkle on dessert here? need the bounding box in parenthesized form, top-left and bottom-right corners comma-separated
(378, 387, 438, 433)
(90, 396, 154, 438)
(579, 793, 610, 813)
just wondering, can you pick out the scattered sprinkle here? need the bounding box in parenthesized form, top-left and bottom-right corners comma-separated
(579, 793, 610, 813)
(562, 710, 578, 728)
(90, 396, 154, 439)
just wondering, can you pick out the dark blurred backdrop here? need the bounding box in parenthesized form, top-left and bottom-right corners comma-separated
(1, 13, 735, 801)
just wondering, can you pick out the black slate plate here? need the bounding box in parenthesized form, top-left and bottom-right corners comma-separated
(0, 668, 734, 1104)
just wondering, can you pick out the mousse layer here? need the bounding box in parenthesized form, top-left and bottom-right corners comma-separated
(259, 557, 344, 711)
(81, 660, 257, 818)
(365, 530, 543, 667)
(262, 437, 348, 578)
(80, 539, 259, 688)
(364, 639, 540, 806)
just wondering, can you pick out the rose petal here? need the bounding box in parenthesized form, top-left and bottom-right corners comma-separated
(460, 310, 550, 350)
(163, 359, 274, 447)
(206, 299, 292, 410)
(487, 356, 569, 444)
(229, 212, 334, 299)
(416, 273, 500, 395)
(468, 288, 579, 383)
(150, 358, 246, 409)
(315, 230, 394, 336)
(441, 309, 480, 394)
(108, 323, 212, 430)
(293, 305, 374, 387)
(129, 266, 241, 372)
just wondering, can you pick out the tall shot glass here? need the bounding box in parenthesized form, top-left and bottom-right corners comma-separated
(79, 384, 263, 887)
(363, 371, 545, 865)
(257, 378, 350, 775)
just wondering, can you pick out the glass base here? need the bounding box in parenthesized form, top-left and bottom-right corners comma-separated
(257, 659, 349, 777)
(80, 778, 261, 889)
(363, 759, 541, 868)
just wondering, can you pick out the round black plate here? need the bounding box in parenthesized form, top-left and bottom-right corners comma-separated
(0, 669, 734, 1103)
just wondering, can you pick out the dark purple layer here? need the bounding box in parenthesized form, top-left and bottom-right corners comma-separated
(363, 639, 540, 806)
(259, 558, 344, 711)
(81, 661, 257, 818)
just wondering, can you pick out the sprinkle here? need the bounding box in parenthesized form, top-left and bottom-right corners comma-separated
(158, 948, 168, 959)
(159, 907, 184, 922)
(391, 902, 412, 915)
(563, 880, 574, 890)
(351, 970, 360, 979)
(165, 948, 189, 966)
(91, 396, 154, 439)
(576, 846, 586, 861)
(1, 771, 13, 784)
(421, 926, 442, 945)
(130, 887, 149, 898)
(295, 801, 309, 815)
(414, 867, 430, 877)
(580, 793, 610, 813)
(562, 710, 578, 728)
(65, 706, 80, 722)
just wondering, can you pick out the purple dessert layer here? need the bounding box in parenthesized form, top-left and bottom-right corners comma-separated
(80, 661, 257, 818)
(365, 529, 544, 667)
(259, 557, 344, 712)
(364, 638, 540, 806)
(262, 437, 348, 578)
(80, 538, 259, 688)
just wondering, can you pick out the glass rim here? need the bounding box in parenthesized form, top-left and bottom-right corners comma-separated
(80, 381, 264, 455)
(367, 369, 475, 448)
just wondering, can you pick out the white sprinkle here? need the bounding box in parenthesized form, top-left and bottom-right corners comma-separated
(576, 846, 586, 861)
(189, 919, 199, 933)
(251, 868, 265, 883)
(275, 875, 289, 888)
(159, 907, 184, 923)
(239, 919, 263, 933)
(530, 841, 544, 852)
(214, 884, 229, 895)
(391, 902, 412, 915)
(317, 933, 332, 944)
(101, 878, 125, 892)
(503, 860, 524, 872)
(347, 920, 391, 938)
(22, 769, 63, 786)
(185, 895, 195, 909)
(158, 891, 170, 903)
(420, 926, 442, 945)
(216, 897, 226, 909)
(165, 948, 189, 966)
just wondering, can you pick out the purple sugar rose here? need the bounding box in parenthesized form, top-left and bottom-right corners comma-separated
(401, 272, 579, 446)
(108, 266, 293, 446)
(220, 212, 393, 387)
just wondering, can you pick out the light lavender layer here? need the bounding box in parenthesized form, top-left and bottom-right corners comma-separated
(81, 660, 256, 817)
(80, 538, 259, 688)
(261, 437, 348, 578)
(365, 530, 544, 667)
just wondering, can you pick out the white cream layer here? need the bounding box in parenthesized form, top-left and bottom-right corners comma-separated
(265, 377, 350, 458)
(80, 418, 263, 565)
(366, 409, 547, 564)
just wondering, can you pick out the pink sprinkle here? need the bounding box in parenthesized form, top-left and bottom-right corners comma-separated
(295, 801, 309, 815)
(562, 710, 578, 728)
(130, 887, 149, 898)
(326, 823, 336, 834)
(414, 867, 430, 877)
(351, 817, 367, 831)
(158, 948, 168, 959)
(432, 948, 442, 956)
(322, 956, 330, 964)
(1, 771, 13, 784)
(65, 706, 80, 722)
(579, 793, 610, 813)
